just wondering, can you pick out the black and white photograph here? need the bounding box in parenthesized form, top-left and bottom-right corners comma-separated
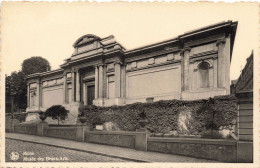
(1, 2, 259, 167)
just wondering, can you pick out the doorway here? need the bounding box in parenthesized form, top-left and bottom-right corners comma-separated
(87, 85, 95, 105)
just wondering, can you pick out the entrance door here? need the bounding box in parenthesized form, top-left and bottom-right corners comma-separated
(87, 85, 95, 105)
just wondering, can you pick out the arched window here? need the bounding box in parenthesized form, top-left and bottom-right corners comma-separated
(198, 62, 210, 88)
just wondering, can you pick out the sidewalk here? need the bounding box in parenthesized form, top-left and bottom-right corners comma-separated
(6, 133, 218, 162)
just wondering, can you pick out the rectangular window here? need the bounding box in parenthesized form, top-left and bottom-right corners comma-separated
(108, 75, 115, 99)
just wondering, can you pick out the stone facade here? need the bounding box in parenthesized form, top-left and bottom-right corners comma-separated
(26, 21, 238, 124)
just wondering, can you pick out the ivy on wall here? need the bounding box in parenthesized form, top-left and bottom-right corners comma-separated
(78, 95, 238, 134)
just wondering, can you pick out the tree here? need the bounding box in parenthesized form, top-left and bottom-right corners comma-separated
(22, 56, 51, 76)
(45, 105, 69, 125)
(5, 71, 27, 113)
(6, 56, 51, 114)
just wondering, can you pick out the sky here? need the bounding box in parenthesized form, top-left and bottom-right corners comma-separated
(1, 2, 259, 80)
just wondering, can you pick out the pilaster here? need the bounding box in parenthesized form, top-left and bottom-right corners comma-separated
(76, 69, 81, 102)
(103, 64, 107, 98)
(189, 62, 194, 90)
(181, 47, 191, 91)
(63, 73, 67, 104)
(36, 80, 41, 110)
(224, 35, 231, 94)
(216, 39, 226, 88)
(94, 66, 99, 99)
(209, 64, 214, 88)
(83, 83, 87, 105)
(213, 58, 218, 88)
(121, 65, 126, 98)
(98, 64, 104, 98)
(114, 61, 122, 98)
(71, 70, 75, 102)
(27, 84, 30, 108)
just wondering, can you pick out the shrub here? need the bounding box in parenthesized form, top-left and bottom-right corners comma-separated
(45, 105, 69, 125)
(78, 95, 238, 135)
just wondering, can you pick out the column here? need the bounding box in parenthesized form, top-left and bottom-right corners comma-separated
(71, 71, 75, 102)
(27, 84, 30, 108)
(98, 64, 104, 98)
(76, 69, 81, 102)
(114, 61, 121, 98)
(181, 47, 191, 91)
(94, 66, 99, 99)
(216, 39, 226, 88)
(63, 74, 67, 104)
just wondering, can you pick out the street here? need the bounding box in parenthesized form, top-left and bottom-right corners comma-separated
(6, 139, 129, 162)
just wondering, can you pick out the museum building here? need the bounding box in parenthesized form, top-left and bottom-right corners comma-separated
(26, 21, 238, 123)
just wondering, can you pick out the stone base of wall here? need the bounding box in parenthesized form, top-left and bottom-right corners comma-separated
(147, 137, 237, 162)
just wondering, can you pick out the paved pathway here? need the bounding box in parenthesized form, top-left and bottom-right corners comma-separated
(6, 133, 218, 162)
(6, 139, 128, 162)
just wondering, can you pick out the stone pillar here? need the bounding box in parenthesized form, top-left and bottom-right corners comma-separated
(114, 61, 121, 98)
(76, 69, 81, 102)
(63, 74, 67, 104)
(181, 47, 191, 91)
(98, 65, 104, 98)
(71, 71, 75, 102)
(216, 39, 226, 88)
(94, 66, 99, 99)
(27, 84, 30, 108)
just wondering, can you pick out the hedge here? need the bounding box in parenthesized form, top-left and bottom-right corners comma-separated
(78, 95, 238, 134)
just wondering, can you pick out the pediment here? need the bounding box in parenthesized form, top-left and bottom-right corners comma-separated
(73, 34, 101, 48)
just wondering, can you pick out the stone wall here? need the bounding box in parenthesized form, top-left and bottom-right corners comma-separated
(84, 131, 148, 150)
(147, 137, 237, 162)
(43, 127, 78, 141)
(14, 124, 37, 135)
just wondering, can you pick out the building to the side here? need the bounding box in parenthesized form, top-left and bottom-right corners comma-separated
(26, 21, 238, 124)
(231, 51, 253, 95)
